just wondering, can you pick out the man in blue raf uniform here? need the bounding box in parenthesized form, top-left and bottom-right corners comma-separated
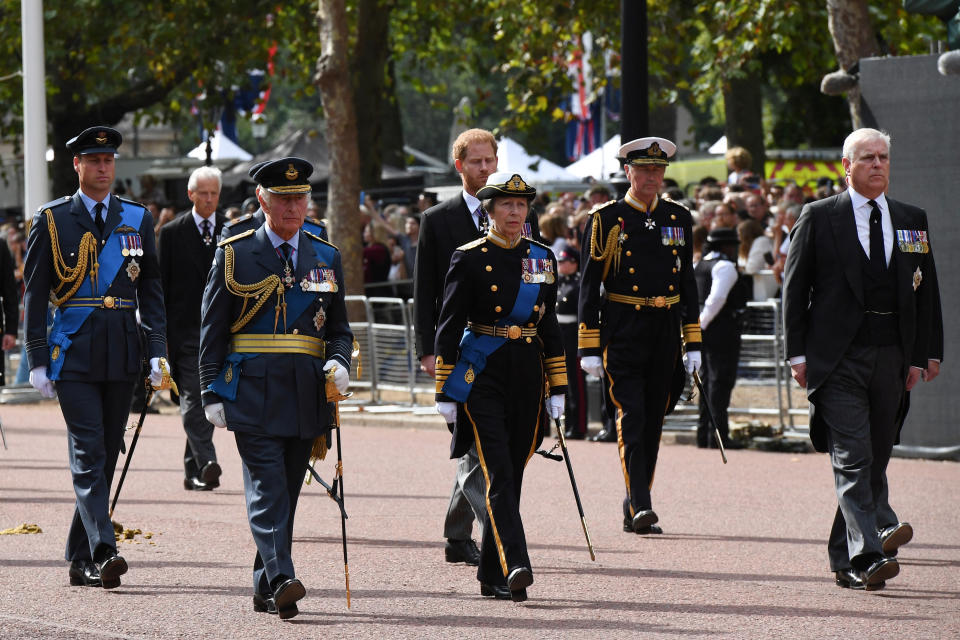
(219, 161, 328, 242)
(199, 156, 353, 620)
(578, 137, 702, 536)
(23, 126, 168, 589)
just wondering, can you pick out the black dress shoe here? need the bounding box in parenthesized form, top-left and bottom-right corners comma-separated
(563, 429, 586, 440)
(880, 522, 913, 556)
(862, 557, 899, 588)
(507, 566, 533, 591)
(69, 560, 102, 587)
(272, 577, 305, 619)
(199, 461, 222, 488)
(834, 568, 867, 590)
(445, 538, 481, 565)
(631, 509, 658, 533)
(622, 517, 663, 535)
(183, 476, 213, 491)
(253, 592, 278, 614)
(480, 583, 512, 599)
(590, 428, 617, 443)
(95, 550, 127, 589)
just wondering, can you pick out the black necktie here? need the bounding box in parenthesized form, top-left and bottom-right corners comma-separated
(200, 219, 212, 246)
(477, 206, 489, 235)
(868, 200, 886, 271)
(94, 202, 105, 235)
(279, 242, 293, 266)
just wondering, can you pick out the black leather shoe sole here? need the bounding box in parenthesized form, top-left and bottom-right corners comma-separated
(273, 578, 306, 612)
(200, 462, 222, 487)
(507, 567, 533, 593)
(863, 558, 899, 587)
(881, 522, 913, 555)
(98, 555, 127, 589)
(631, 510, 658, 532)
(277, 604, 299, 620)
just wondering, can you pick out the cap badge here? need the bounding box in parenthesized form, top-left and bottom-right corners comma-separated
(96, 132, 108, 145)
(507, 174, 528, 192)
(285, 163, 299, 180)
(646, 142, 662, 157)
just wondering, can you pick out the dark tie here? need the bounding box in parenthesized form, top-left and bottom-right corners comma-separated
(200, 219, 212, 246)
(278, 242, 294, 287)
(279, 242, 293, 266)
(94, 202, 105, 235)
(868, 200, 886, 271)
(477, 206, 489, 235)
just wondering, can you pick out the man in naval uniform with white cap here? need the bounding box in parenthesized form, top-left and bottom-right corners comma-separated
(577, 136, 702, 535)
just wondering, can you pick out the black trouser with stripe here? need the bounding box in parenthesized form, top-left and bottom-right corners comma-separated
(697, 333, 740, 447)
(462, 342, 544, 587)
(602, 310, 680, 518)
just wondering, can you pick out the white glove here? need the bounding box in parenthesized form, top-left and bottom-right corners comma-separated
(323, 359, 350, 394)
(204, 402, 227, 429)
(580, 356, 603, 378)
(149, 357, 166, 388)
(547, 394, 565, 420)
(684, 351, 702, 374)
(436, 401, 457, 424)
(29, 366, 56, 399)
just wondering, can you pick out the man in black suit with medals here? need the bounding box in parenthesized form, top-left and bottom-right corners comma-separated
(577, 137, 702, 536)
(200, 157, 353, 619)
(23, 126, 169, 589)
(159, 166, 227, 491)
(414, 129, 542, 567)
(783, 127, 943, 591)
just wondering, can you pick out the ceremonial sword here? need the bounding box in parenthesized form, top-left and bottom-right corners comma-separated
(692, 370, 728, 464)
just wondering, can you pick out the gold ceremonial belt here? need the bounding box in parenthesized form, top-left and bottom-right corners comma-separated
(604, 292, 680, 309)
(60, 296, 136, 310)
(231, 333, 326, 358)
(467, 322, 538, 340)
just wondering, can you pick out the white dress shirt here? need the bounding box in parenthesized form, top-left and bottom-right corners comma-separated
(462, 191, 483, 230)
(848, 187, 892, 266)
(699, 252, 739, 330)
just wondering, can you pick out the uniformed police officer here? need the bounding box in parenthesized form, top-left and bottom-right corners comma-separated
(219, 160, 328, 242)
(23, 126, 169, 589)
(434, 171, 566, 602)
(577, 137, 702, 535)
(199, 157, 353, 620)
(694, 227, 749, 449)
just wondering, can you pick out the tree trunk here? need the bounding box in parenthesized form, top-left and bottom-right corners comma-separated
(316, 0, 364, 297)
(724, 72, 766, 178)
(825, 0, 880, 128)
(351, 0, 395, 189)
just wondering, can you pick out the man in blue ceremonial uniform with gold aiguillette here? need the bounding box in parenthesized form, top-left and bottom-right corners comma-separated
(199, 157, 353, 620)
(23, 126, 170, 590)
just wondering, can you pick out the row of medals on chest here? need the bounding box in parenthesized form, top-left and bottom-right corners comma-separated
(281, 258, 337, 331)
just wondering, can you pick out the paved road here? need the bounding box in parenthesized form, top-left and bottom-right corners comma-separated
(0, 401, 957, 639)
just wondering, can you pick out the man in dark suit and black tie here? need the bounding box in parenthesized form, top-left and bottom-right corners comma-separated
(784, 127, 943, 591)
(159, 166, 227, 491)
(414, 129, 541, 567)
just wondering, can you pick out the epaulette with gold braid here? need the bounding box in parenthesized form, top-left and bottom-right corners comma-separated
(304, 230, 338, 250)
(588, 200, 616, 215)
(457, 237, 486, 251)
(662, 196, 691, 212)
(217, 229, 255, 247)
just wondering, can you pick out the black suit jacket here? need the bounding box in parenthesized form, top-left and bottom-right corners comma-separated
(159, 210, 226, 355)
(413, 192, 541, 358)
(783, 190, 943, 450)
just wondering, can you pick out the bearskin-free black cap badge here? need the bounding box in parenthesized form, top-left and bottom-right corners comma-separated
(66, 126, 122, 155)
(251, 157, 313, 194)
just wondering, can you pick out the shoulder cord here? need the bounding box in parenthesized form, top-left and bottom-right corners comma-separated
(588, 213, 623, 281)
(223, 244, 285, 333)
(46, 209, 100, 305)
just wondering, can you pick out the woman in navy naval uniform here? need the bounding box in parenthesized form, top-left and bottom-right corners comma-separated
(434, 171, 567, 602)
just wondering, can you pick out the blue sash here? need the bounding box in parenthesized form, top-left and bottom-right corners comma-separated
(442, 243, 546, 402)
(48, 202, 145, 380)
(208, 234, 338, 401)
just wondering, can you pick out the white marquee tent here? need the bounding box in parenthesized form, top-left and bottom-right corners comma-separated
(565, 135, 622, 180)
(496, 137, 579, 183)
(187, 132, 253, 162)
